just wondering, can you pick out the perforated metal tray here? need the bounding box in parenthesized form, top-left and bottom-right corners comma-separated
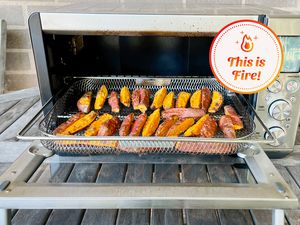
(18, 77, 276, 155)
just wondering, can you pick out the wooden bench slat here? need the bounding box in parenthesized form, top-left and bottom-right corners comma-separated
(0, 100, 19, 117)
(12, 163, 73, 225)
(275, 165, 300, 225)
(0, 96, 39, 135)
(116, 164, 153, 225)
(207, 165, 254, 225)
(182, 164, 219, 225)
(80, 164, 127, 225)
(151, 164, 183, 225)
(46, 163, 100, 225)
(0, 100, 42, 141)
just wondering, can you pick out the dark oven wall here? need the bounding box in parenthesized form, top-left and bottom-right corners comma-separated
(43, 34, 214, 92)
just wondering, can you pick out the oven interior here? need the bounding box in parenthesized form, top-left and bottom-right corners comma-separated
(43, 34, 255, 105)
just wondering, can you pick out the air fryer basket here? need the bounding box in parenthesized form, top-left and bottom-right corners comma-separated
(31, 77, 267, 155)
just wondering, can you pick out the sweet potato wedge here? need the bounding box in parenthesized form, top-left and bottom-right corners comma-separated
(97, 117, 120, 136)
(142, 109, 161, 137)
(199, 115, 217, 138)
(84, 113, 113, 136)
(108, 91, 120, 113)
(190, 90, 202, 109)
(155, 116, 178, 137)
(94, 85, 108, 110)
(166, 118, 195, 137)
(120, 86, 131, 107)
(132, 89, 140, 110)
(77, 91, 92, 113)
(176, 92, 191, 108)
(137, 89, 150, 113)
(201, 87, 212, 112)
(129, 113, 147, 136)
(184, 114, 209, 137)
(224, 105, 244, 130)
(163, 91, 175, 110)
(151, 87, 167, 110)
(53, 112, 85, 135)
(208, 91, 223, 113)
(119, 113, 135, 136)
(62, 111, 97, 135)
(219, 115, 236, 138)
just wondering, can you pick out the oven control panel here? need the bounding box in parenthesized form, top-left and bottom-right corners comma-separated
(255, 73, 300, 156)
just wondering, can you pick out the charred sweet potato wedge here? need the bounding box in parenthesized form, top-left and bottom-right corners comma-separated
(137, 89, 150, 113)
(151, 87, 167, 110)
(84, 113, 113, 136)
(129, 113, 147, 136)
(184, 114, 209, 137)
(132, 89, 140, 110)
(176, 92, 191, 108)
(61, 111, 98, 135)
(142, 109, 161, 137)
(199, 115, 217, 138)
(163, 91, 175, 110)
(166, 118, 195, 137)
(108, 91, 120, 113)
(224, 105, 244, 130)
(190, 90, 202, 109)
(77, 91, 92, 113)
(201, 87, 212, 112)
(94, 85, 108, 110)
(97, 117, 120, 136)
(208, 91, 223, 113)
(120, 86, 131, 107)
(53, 112, 85, 135)
(155, 116, 178, 137)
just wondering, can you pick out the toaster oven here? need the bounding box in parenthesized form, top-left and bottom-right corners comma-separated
(23, 12, 300, 157)
(1, 7, 298, 225)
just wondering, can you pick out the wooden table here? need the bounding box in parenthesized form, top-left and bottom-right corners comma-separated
(0, 88, 300, 225)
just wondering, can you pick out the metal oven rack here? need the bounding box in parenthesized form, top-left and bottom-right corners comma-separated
(0, 141, 298, 225)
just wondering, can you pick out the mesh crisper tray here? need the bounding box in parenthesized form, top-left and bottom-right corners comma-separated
(39, 78, 255, 155)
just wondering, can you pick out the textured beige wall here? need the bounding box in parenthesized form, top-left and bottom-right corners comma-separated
(0, 0, 299, 92)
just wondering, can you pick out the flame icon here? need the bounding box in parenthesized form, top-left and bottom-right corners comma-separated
(241, 34, 254, 52)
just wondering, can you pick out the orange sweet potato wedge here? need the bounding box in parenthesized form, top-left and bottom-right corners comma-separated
(163, 91, 175, 110)
(166, 118, 195, 137)
(190, 90, 202, 109)
(94, 85, 108, 110)
(151, 87, 167, 110)
(142, 109, 161, 137)
(176, 92, 191, 108)
(84, 113, 113, 136)
(208, 91, 223, 113)
(77, 91, 92, 113)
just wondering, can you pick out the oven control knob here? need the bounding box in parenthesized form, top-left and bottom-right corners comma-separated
(267, 80, 282, 93)
(268, 100, 291, 121)
(265, 126, 286, 146)
(286, 80, 299, 93)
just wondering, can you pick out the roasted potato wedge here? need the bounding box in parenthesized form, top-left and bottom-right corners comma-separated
(155, 116, 178, 137)
(129, 113, 147, 136)
(132, 89, 140, 110)
(77, 91, 92, 113)
(85, 113, 113, 136)
(120, 86, 131, 107)
(190, 90, 202, 109)
(184, 114, 209, 137)
(208, 91, 223, 113)
(62, 111, 97, 135)
(163, 91, 175, 110)
(166, 118, 195, 137)
(94, 85, 108, 110)
(176, 92, 191, 108)
(108, 91, 120, 113)
(142, 109, 161, 137)
(97, 117, 120, 136)
(151, 87, 167, 110)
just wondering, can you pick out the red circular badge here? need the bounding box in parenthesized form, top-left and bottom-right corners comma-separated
(209, 19, 283, 94)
